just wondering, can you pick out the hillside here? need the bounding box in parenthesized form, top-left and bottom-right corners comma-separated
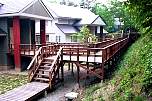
(82, 33, 152, 101)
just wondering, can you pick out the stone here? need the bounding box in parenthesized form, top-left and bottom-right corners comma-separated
(65, 92, 78, 100)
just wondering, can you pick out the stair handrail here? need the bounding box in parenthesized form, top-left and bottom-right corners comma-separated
(47, 47, 63, 86)
(47, 47, 63, 72)
(27, 46, 42, 70)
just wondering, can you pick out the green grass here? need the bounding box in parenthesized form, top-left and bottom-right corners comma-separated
(82, 33, 152, 101)
(0, 73, 27, 94)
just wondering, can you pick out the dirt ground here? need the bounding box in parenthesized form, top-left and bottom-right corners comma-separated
(38, 64, 97, 101)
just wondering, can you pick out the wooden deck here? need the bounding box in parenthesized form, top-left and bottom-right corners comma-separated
(46, 53, 102, 63)
(0, 82, 49, 101)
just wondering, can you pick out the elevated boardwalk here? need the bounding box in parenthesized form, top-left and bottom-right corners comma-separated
(46, 50, 102, 63)
(0, 82, 49, 101)
(3, 36, 135, 100)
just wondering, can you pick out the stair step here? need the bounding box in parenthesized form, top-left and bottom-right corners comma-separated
(44, 58, 54, 61)
(40, 66, 51, 68)
(38, 69, 50, 72)
(37, 73, 49, 77)
(42, 62, 53, 64)
(34, 77, 49, 82)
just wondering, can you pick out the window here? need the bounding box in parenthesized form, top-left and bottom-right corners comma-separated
(36, 35, 40, 44)
(71, 36, 77, 42)
(56, 36, 61, 42)
(36, 35, 49, 44)
(46, 35, 49, 42)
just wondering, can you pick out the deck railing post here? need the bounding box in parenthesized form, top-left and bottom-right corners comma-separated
(101, 48, 106, 80)
(61, 48, 64, 82)
(77, 48, 80, 86)
(86, 49, 89, 75)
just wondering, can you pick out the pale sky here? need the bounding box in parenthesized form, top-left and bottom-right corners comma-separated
(50, 0, 111, 5)
(49, 0, 126, 5)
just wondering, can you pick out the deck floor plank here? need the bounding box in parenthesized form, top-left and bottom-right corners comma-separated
(0, 82, 49, 101)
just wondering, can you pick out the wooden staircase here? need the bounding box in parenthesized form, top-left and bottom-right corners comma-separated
(34, 58, 54, 83)
(27, 45, 63, 88)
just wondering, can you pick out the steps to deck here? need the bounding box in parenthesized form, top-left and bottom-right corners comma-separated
(34, 77, 50, 82)
(0, 82, 49, 101)
(32, 57, 54, 83)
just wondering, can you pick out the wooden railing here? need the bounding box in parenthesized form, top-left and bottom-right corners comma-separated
(26, 36, 129, 84)
(27, 45, 58, 82)
(46, 47, 63, 86)
(20, 44, 41, 56)
(8, 37, 127, 56)
(101, 37, 128, 63)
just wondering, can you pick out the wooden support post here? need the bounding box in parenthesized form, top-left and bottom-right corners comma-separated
(71, 63, 74, 75)
(13, 16, 21, 72)
(68, 48, 71, 71)
(77, 64, 80, 87)
(68, 63, 70, 71)
(40, 20, 46, 45)
(101, 49, 106, 80)
(77, 48, 80, 87)
(58, 69, 60, 80)
(86, 49, 89, 76)
(61, 49, 64, 82)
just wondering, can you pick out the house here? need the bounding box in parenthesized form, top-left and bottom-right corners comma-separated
(35, 1, 106, 43)
(114, 18, 124, 32)
(0, 0, 52, 71)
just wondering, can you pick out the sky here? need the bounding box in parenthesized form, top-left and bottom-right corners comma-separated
(49, 0, 111, 5)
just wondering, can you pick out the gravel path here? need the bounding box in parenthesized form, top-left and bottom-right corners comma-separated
(38, 67, 80, 101)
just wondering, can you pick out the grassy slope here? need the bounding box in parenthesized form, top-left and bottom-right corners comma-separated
(0, 73, 27, 94)
(82, 33, 152, 101)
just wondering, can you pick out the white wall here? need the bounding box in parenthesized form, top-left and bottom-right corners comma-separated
(35, 19, 66, 43)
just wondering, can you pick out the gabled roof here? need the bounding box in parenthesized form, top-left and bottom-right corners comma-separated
(56, 24, 78, 34)
(0, 0, 52, 20)
(91, 16, 106, 26)
(41, 0, 106, 25)
(0, 0, 33, 14)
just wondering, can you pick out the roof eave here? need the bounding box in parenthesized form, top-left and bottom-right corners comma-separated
(0, 13, 52, 20)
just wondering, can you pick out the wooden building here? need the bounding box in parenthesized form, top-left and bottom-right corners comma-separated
(0, 0, 52, 71)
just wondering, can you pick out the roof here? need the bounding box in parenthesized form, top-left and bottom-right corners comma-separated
(56, 24, 78, 34)
(114, 18, 124, 26)
(0, 0, 34, 14)
(42, 0, 106, 25)
(0, 0, 52, 20)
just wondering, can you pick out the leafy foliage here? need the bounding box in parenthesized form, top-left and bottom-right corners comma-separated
(82, 0, 152, 100)
(126, 0, 152, 31)
(92, 0, 138, 32)
(82, 33, 152, 101)
(0, 73, 27, 94)
(92, 3, 115, 32)
(72, 25, 97, 43)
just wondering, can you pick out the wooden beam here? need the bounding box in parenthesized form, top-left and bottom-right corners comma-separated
(40, 20, 46, 45)
(13, 16, 21, 72)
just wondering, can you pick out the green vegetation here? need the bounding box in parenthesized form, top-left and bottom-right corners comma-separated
(82, 32, 152, 101)
(92, 0, 135, 33)
(72, 25, 97, 43)
(82, 0, 152, 100)
(0, 73, 27, 94)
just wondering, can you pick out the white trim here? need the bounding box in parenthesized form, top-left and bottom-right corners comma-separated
(0, 13, 52, 20)
(19, 13, 52, 20)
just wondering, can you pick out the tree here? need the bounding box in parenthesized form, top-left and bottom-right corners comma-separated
(91, 0, 137, 33)
(126, 0, 152, 32)
(92, 3, 115, 32)
(72, 25, 97, 43)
